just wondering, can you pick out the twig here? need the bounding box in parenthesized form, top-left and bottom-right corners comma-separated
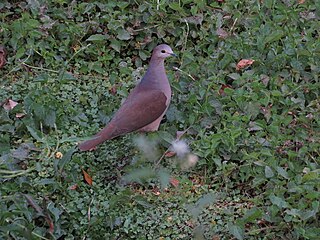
(65, 43, 92, 65)
(230, 17, 238, 33)
(20, 62, 59, 73)
(0, 168, 35, 178)
(88, 198, 94, 223)
(247, 226, 276, 235)
(182, 19, 189, 52)
(173, 66, 196, 81)
(155, 149, 169, 167)
(132, 24, 160, 32)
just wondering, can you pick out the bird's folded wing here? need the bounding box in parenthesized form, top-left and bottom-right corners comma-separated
(99, 90, 168, 139)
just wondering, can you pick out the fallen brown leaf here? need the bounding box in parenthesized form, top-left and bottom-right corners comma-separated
(0, 45, 7, 68)
(170, 177, 180, 187)
(82, 169, 93, 185)
(236, 59, 255, 70)
(24, 194, 54, 233)
(218, 84, 232, 96)
(3, 99, 18, 110)
(216, 28, 229, 39)
(69, 184, 78, 190)
(165, 151, 176, 158)
(15, 113, 26, 118)
(109, 85, 118, 95)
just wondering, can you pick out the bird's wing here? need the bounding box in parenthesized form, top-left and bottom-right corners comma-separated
(100, 89, 168, 139)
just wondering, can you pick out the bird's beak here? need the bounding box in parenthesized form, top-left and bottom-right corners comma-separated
(170, 52, 177, 57)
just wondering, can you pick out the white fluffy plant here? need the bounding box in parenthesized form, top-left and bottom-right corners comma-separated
(170, 140, 198, 170)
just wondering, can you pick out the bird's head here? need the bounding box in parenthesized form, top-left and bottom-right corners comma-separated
(153, 44, 177, 59)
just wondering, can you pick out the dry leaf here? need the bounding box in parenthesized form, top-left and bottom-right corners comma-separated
(109, 85, 117, 95)
(82, 169, 93, 185)
(176, 130, 185, 139)
(165, 151, 176, 158)
(0, 45, 7, 68)
(16, 113, 26, 118)
(260, 74, 270, 86)
(216, 28, 229, 39)
(218, 84, 232, 96)
(69, 184, 78, 190)
(298, 0, 305, 4)
(170, 177, 179, 187)
(153, 191, 161, 196)
(3, 99, 18, 110)
(24, 194, 54, 233)
(212, 235, 221, 240)
(236, 59, 255, 70)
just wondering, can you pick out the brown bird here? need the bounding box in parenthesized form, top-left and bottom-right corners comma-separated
(78, 44, 176, 151)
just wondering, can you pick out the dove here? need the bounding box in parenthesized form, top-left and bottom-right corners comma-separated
(78, 44, 176, 151)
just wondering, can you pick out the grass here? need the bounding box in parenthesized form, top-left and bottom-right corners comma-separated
(0, 0, 319, 239)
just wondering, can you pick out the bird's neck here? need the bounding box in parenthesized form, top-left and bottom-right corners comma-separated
(144, 59, 166, 79)
(149, 57, 165, 69)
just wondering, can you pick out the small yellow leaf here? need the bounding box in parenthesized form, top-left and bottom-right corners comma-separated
(55, 152, 63, 159)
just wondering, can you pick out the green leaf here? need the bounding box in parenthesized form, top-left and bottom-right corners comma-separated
(269, 194, 289, 208)
(265, 166, 274, 178)
(116, 29, 131, 40)
(58, 71, 77, 81)
(44, 109, 56, 127)
(228, 73, 240, 80)
(276, 167, 289, 179)
(122, 167, 155, 184)
(26, 126, 44, 143)
(47, 202, 62, 222)
(58, 146, 78, 172)
(302, 171, 319, 183)
(34, 73, 49, 82)
(135, 199, 153, 209)
(169, 2, 183, 11)
(227, 223, 244, 240)
(264, 30, 284, 44)
(110, 39, 121, 52)
(242, 208, 262, 223)
(157, 169, 170, 189)
(86, 34, 108, 41)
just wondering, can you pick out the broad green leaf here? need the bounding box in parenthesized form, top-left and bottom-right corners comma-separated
(242, 208, 262, 223)
(157, 169, 170, 189)
(116, 29, 131, 40)
(265, 166, 274, 178)
(86, 34, 108, 41)
(302, 171, 319, 182)
(26, 126, 44, 143)
(276, 167, 289, 179)
(264, 30, 284, 44)
(58, 146, 78, 172)
(269, 194, 289, 208)
(122, 167, 155, 184)
(58, 71, 77, 81)
(110, 39, 121, 52)
(227, 223, 244, 240)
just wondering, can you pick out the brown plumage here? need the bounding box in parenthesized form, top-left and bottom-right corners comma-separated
(78, 44, 176, 151)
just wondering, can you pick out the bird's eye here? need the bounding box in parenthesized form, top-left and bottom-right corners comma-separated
(161, 50, 166, 53)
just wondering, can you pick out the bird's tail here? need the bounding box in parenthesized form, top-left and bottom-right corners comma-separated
(78, 126, 113, 151)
